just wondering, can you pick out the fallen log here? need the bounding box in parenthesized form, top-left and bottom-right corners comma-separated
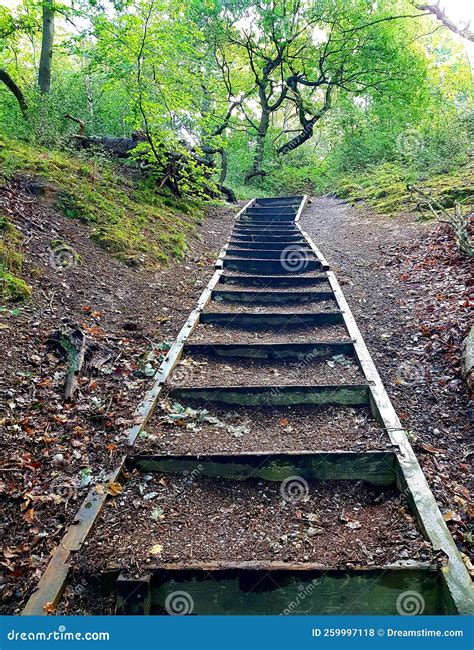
(73, 132, 146, 158)
(64, 117, 235, 201)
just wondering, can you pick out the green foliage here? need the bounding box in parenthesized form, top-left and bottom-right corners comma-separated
(0, 0, 472, 206)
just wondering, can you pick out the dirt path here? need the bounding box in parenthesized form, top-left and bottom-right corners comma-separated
(302, 196, 472, 568)
(1, 189, 471, 613)
(0, 178, 237, 613)
(56, 195, 455, 615)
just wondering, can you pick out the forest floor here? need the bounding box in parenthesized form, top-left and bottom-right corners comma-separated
(302, 197, 472, 571)
(1, 184, 472, 613)
(0, 177, 237, 612)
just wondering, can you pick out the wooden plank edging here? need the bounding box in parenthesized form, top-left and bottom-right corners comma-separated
(21, 200, 255, 615)
(325, 269, 474, 614)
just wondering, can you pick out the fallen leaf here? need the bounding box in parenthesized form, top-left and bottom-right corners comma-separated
(461, 553, 474, 577)
(422, 443, 443, 455)
(106, 482, 123, 496)
(443, 510, 463, 524)
(150, 543, 163, 555)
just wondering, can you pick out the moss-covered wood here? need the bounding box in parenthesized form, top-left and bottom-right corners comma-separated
(116, 566, 456, 615)
(130, 451, 397, 485)
(169, 384, 370, 407)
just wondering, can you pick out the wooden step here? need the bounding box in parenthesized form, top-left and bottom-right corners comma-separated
(129, 451, 397, 485)
(226, 248, 314, 259)
(184, 341, 355, 360)
(169, 383, 370, 406)
(223, 258, 322, 274)
(255, 195, 303, 205)
(200, 311, 343, 327)
(230, 235, 305, 243)
(116, 564, 454, 615)
(218, 273, 330, 287)
(211, 289, 335, 303)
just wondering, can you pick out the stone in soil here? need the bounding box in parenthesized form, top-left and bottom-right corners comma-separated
(189, 323, 350, 344)
(137, 402, 392, 454)
(168, 353, 365, 387)
(79, 476, 436, 574)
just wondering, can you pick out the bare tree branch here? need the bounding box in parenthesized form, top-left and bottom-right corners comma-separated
(414, 2, 474, 41)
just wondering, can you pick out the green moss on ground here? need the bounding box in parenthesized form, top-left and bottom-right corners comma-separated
(335, 161, 474, 215)
(0, 215, 31, 303)
(0, 137, 204, 267)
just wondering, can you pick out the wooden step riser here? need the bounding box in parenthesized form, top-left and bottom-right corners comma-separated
(230, 238, 305, 244)
(228, 243, 309, 249)
(184, 342, 355, 360)
(238, 218, 297, 224)
(169, 384, 370, 407)
(116, 567, 455, 615)
(129, 452, 397, 486)
(244, 212, 295, 224)
(256, 195, 304, 205)
(236, 220, 299, 226)
(226, 249, 314, 260)
(234, 223, 299, 229)
(200, 311, 343, 327)
(229, 235, 308, 240)
(218, 274, 330, 288)
(233, 226, 300, 233)
(246, 206, 297, 213)
(211, 290, 335, 303)
(223, 259, 321, 274)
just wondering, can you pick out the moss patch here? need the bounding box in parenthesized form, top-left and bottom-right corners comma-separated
(0, 137, 204, 267)
(335, 161, 474, 215)
(0, 215, 31, 303)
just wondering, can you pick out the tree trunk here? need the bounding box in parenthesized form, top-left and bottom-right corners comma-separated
(277, 117, 316, 155)
(278, 86, 333, 156)
(0, 69, 28, 117)
(245, 108, 269, 183)
(38, 0, 55, 94)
